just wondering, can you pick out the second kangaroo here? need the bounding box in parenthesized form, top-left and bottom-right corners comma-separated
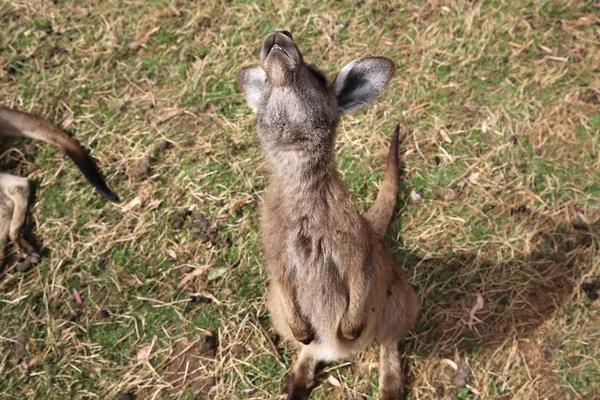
(238, 30, 418, 399)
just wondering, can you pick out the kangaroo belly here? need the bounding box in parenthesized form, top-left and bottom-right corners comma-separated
(294, 256, 347, 338)
(291, 239, 380, 357)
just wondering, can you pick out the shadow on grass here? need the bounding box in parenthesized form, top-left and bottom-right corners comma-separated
(384, 172, 598, 399)
(406, 226, 594, 355)
(389, 203, 596, 361)
(384, 132, 598, 358)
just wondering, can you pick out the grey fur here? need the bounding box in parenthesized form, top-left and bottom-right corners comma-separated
(238, 31, 418, 399)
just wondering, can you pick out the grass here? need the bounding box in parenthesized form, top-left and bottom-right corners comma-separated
(1, 0, 599, 399)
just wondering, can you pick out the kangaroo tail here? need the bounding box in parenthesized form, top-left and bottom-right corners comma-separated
(365, 124, 400, 237)
(0, 106, 119, 202)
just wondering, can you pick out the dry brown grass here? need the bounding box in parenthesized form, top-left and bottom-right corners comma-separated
(1, 0, 599, 399)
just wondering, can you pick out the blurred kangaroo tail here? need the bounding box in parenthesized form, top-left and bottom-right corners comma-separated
(0, 106, 119, 202)
(365, 124, 400, 237)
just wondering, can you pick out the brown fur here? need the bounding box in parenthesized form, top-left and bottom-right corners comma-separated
(239, 31, 418, 399)
(0, 106, 118, 263)
(366, 125, 400, 237)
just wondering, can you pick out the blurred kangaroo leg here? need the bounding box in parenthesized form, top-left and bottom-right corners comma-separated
(0, 173, 37, 259)
(287, 345, 318, 400)
(0, 191, 12, 262)
(379, 342, 405, 400)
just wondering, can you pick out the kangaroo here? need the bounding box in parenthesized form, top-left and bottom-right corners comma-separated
(238, 30, 418, 399)
(0, 106, 118, 263)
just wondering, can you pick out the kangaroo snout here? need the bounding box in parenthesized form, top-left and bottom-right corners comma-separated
(261, 30, 297, 61)
(274, 29, 293, 40)
(260, 30, 302, 88)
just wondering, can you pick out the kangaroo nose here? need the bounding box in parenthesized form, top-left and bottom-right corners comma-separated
(275, 29, 293, 40)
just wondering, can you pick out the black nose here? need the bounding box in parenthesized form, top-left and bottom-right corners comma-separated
(275, 29, 293, 40)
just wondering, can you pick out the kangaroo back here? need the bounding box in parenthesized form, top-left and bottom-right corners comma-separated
(365, 124, 400, 237)
(0, 106, 118, 202)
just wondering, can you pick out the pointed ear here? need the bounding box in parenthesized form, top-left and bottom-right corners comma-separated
(238, 66, 267, 113)
(332, 57, 395, 114)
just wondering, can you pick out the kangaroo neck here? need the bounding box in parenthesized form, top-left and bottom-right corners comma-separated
(265, 142, 345, 218)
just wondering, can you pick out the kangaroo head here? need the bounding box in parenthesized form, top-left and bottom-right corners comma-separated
(238, 30, 395, 149)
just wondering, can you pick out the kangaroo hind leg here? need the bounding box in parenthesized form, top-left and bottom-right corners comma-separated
(287, 345, 318, 400)
(0, 192, 11, 262)
(0, 174, 37, 259)
(379, 343, 406, 400)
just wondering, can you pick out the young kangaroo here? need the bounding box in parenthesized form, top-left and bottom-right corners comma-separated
(0, 106, 118, 263)
(238, 31, 418, 399)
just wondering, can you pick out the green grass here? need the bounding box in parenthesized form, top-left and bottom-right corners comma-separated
(1, 0, 599, 399)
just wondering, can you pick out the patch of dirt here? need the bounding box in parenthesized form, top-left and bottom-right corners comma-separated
(197, 220, 232, 249)
(127, 157, 150, 179)
(171, 209, 193, 230)
(450, 364, 471, 387)
(165, 335, 218, 394)
(581, 88, 599, 104)
(157, 140, 173, 152)
(229, 343, 249, 359)
(6, 334, 28, 364)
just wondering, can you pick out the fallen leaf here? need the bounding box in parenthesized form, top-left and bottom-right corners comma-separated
(73, 289, 83, 306)
(121, 197, 142, 212)
(466, 384, 482, 395)
(410, 189, 422, 202)
(138, 345, 151, 360)
(328, 375, 342, 388)
(147, 199, 163, 209)
(439, 129, 452, 143)
(481, 121, 487, 133)
(441, 358, 458, 370)
(547, 56, 569, 62)
(166, 249, 177, 260)
(137, 335, 158, 361)
(179, 265, 211, 288)
(466, 172, 480, 184)
(576, 15, 596, 26)
(468, 294, 484, 329)
(207, 267, 227, 281)
(26, 355, 41, 369)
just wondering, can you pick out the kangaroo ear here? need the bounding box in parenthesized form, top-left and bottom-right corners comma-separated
(332, 57, 395, 114)
(238, 66, 266, 113)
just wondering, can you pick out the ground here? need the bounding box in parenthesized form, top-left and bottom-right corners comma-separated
(0, 1, 599, 399)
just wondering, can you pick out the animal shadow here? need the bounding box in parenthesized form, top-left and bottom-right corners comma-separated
(381, 133, 597, 355)
(391, 210, 596, 355)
